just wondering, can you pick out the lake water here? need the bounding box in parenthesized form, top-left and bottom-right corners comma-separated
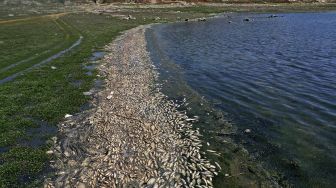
(146, 12, 336, 187)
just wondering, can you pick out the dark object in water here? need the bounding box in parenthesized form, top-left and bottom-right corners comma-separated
(185, 18, 189, 22)
(228, 21, 232, 24)
(244, 18, 251, 22)
(268, 15, 278, 18)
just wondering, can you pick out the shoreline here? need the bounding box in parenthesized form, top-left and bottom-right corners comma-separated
(45, 25, 219, 187)
(2, 4, 335, 186)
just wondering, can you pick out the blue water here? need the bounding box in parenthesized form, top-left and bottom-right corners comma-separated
(147, 12, 336, 187)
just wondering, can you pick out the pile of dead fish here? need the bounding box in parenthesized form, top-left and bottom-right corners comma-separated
(44, 25, 219, 188)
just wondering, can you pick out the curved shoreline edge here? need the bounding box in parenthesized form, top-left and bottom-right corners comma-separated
(45, 25, 219, 187)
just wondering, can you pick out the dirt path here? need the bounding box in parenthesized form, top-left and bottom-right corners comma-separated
(0, 13, 68, 25)
(0, 15, 83, 84)
(45, 26, 219, 188)
(0, 18, 72, 74)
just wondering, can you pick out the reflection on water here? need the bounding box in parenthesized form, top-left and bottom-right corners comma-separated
(147, 12, 336, 187)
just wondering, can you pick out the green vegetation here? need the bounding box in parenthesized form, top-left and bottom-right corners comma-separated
(0, 12, 148, 187)
(0, 18, 80, 80)
(0, 2, 336, 187)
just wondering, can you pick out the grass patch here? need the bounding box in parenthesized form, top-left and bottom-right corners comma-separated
(0, 147, 48, 187)
(0, 18, 65, 69)
(0, 12, 148, 187)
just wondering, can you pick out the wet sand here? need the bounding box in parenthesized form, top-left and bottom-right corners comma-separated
(45, 26, 219, 188)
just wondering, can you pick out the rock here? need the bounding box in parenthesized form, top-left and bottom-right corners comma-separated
(185, 18, 189, 22)
(244, 129, 251, 133)
(46, 150, 54, 155)
(228, 21, 232, 23)
(225, 173, 229, 177)
(106, 95, 112, 100)
(244, 18, 251, 22)
(51, 66, 57, 70)
(8, 14, 14, 17)
(64, 114, 72, 118)
(154, 17, 160, 21)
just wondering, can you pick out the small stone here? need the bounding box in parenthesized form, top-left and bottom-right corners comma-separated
(225, 173, 229, 177)
(46, 150, 53, 154)
(51, 66, 57, 70)
(244, 129, 251, 133)
(8, 14, 14, 17)
(107, 95, 112, 100)
(64, 114, 72, 118)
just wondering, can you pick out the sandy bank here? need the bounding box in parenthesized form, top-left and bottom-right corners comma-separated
(44, 25, 218, 188)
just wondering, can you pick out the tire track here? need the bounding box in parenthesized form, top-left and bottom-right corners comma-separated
(0, 19, 71, 74)
(0, 17, 83, 85)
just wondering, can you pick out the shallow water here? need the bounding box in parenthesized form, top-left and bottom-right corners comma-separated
(147, 12, 336, 187)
